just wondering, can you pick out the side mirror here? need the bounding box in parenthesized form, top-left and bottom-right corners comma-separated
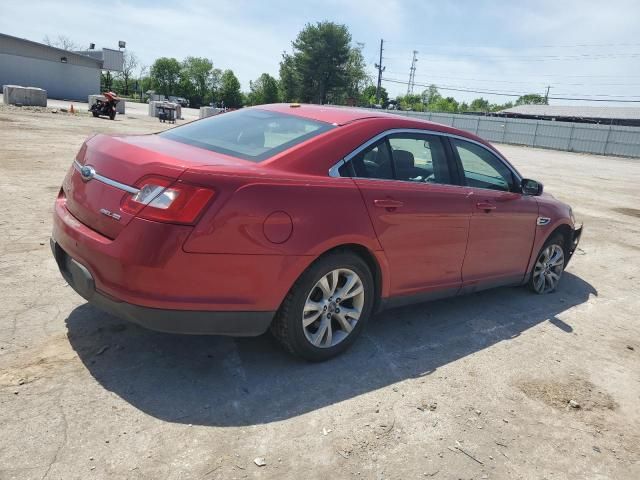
(521, 178, 543, 196)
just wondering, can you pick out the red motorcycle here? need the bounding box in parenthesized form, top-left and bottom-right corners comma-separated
(90, 92, 120, 120)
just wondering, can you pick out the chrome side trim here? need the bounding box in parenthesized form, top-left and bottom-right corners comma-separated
(328, 159, 346, 178)
(537, 216, 551, 226)
(73, 160, 140, 194)
(328, 128, 523, 184)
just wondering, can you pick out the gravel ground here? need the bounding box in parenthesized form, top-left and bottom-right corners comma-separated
(0, 105, 638, 480)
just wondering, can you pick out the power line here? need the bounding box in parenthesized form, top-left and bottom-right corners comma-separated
(384, 41, 640, 49)
(383, 76, 640, 98)
(383, 70, 640, 86)
(382, 52, 640, 62)
(381, 77, 640, 103)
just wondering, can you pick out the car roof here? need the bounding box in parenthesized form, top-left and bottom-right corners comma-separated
(254, 104, 488, 145)
(256, 104, 512, 176)
(256, 103, 400, 126)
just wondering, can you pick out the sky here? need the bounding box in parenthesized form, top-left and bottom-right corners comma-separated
(1, 0, 639, 106)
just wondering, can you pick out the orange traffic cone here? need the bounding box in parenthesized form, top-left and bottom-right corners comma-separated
(70, 103, 75, 114)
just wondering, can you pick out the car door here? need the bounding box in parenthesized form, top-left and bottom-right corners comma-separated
(449, 138, 538, 290)
(343, 131, 471, 299)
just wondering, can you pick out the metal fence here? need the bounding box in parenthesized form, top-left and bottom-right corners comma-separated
(394, 111, 640, 158)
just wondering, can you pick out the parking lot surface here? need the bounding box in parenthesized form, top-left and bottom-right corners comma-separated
(0, 105, 638, 479)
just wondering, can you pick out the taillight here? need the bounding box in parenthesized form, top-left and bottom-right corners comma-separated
(121, 175, 215, 225)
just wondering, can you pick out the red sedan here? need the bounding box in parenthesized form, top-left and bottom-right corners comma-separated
(51, 104, 582, 360)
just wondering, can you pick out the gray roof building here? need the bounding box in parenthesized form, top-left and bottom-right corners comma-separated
(0, 32, 123, 101)
(497, 104, 640, 126)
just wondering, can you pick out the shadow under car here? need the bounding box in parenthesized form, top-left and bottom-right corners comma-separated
(64, 272, 596, 427)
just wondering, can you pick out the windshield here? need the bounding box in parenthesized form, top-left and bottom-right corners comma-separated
(159, 108, 334, 162)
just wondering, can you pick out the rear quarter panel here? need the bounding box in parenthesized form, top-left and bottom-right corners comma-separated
(182, 174, 383, 257)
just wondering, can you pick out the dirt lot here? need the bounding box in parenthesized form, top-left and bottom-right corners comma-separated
(0, 105, 639, 480)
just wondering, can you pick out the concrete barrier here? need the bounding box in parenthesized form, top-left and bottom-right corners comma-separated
(149, 101, 181, 120)
(3, 85, 47, 107)
(88, 95, 125, 114)
(199, 106, 225, 119)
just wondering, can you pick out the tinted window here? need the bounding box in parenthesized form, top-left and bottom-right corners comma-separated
(453, 139, 514, 192)
(349, 140, 394, 180)
(160, 109, 334, 162)
(388, 134, 452, 184)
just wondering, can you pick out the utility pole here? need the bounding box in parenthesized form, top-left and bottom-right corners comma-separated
(544, 85, 551, 104)
(375, 39, 385, 104)
(407, 50, 418, 95)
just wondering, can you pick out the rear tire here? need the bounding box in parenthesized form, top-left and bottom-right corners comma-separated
(528, 234, 566, 294)
(92, 111, 99, 117)
(270, 251, 375, 361)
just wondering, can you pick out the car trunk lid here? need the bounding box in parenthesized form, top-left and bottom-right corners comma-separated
(63, 134, 248, 239)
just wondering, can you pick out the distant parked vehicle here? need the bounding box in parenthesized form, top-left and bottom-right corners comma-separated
(89, 92, 120, 120)
(169, 96, 190, 108)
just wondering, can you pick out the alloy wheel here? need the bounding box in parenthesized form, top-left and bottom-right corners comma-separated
(302, 268, 365, 348)
(532, 244, 565, 294)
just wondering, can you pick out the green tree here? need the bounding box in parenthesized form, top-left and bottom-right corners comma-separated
(248, 73, 280, 105)
(279, 53, 300, 102)
(421, 85, 442, 107)
(469, 97, 490, 112)
(341, 43, 370, 103)
(180, 57, 222, 107)
(397, 94, 424, 111)
(361, 85, 388, 106)
(284, 21, 353, 104)
(219, 69, 243, 107)
(101, 71, 114, 92)
(491, 101, 514, 112)
(139, 75, 153, 98)
(431, 96, 460, 113)
(150, 57, 181, 96)
(516, 93, 547, 105)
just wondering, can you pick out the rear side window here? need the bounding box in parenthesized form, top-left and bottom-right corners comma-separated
(341, 133, 452, 185)
(347, 140, 394, 179)
(388, 134, 451, 184)
(160, 109, 334, 162)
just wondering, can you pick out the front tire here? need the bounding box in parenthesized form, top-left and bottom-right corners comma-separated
(529, 234, 566, 294)
(271, 251, 375, 361)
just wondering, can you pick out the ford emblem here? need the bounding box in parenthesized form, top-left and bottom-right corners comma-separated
(80, 165, 96, 181)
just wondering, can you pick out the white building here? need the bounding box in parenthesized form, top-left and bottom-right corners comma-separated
(0, 32, 123, 101)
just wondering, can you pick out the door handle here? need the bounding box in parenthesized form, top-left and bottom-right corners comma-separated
(374, 199, 404, 209)
(476, 201, 496, 211)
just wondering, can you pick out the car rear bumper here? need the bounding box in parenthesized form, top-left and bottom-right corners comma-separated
(50, 195, 316, 335)
(51, 238, 274, 335)
(52, 196, 313, 309)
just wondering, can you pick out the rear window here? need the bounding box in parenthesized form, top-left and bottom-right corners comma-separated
(159, 108, 334, 161)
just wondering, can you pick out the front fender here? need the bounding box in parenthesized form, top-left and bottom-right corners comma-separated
(524, 196, 577, 281)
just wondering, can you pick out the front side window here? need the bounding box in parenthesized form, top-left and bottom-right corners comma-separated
(160, 109, 334, 162)
(453, 139, 515, 192)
